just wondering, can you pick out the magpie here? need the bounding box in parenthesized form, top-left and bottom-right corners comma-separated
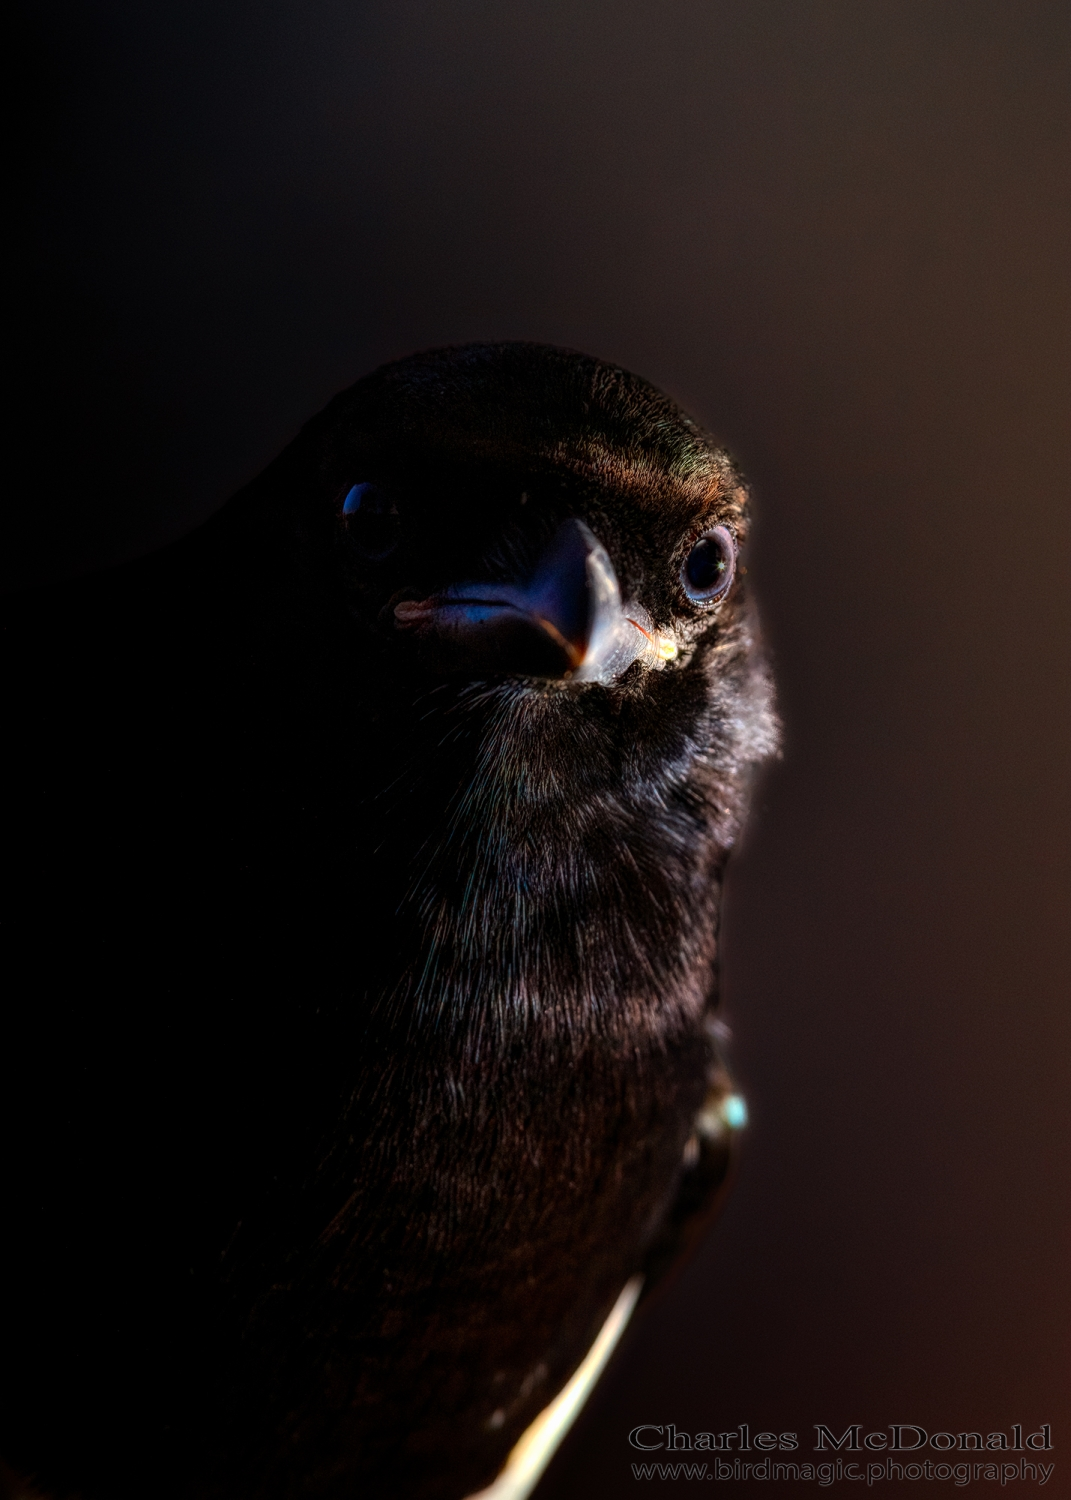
(0, 343, 777, 1500)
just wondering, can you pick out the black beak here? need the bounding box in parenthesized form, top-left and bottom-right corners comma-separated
(393, 519, 655, 682)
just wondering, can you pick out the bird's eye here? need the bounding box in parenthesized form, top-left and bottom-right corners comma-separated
(341, 482, 400, 560)
(681, 526, 736, 604)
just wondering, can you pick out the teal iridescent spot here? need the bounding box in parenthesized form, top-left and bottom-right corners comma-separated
(722, 1094, 748, 1129)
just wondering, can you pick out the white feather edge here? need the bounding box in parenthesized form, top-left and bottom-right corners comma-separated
(464, 1275, 644, 1500)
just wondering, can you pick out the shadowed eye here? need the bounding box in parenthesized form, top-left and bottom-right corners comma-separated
(341, 483, 400, 560)
(681, 526, 735, 604)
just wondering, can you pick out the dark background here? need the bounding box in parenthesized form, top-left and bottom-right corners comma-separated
(8, 0, 1070, 1492)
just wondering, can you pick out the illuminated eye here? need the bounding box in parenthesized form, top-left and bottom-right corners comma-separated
(681, 526, 735, 604)
(341, 482, 399, 560)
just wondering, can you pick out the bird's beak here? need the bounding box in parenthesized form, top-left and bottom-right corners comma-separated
(393, 519, 675, 682)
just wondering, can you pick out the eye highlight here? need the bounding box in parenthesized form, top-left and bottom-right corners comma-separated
(341, 482, 400, 561)
(681, 526, 735, 604)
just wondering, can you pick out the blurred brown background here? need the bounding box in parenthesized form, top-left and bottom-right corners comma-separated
(8, 1, 1070, 1492)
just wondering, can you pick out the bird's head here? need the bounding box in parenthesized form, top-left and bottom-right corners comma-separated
(241, 339, 778, 870)
(286, 343, 765, 716)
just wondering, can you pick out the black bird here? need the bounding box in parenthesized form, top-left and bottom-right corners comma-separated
(0, 343, 777, 1500)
